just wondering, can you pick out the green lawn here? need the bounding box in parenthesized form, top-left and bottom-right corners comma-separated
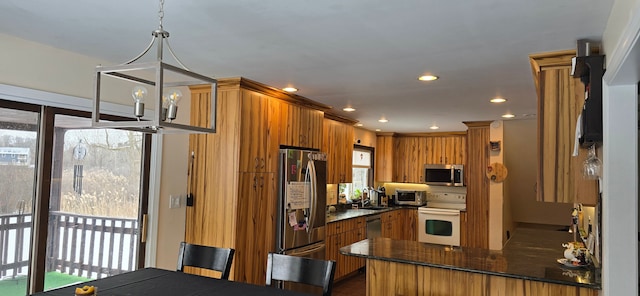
(0, 272, 91, 296)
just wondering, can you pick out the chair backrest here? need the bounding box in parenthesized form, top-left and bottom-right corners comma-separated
(176, 242, 235, 280)
(266, 253, 336, 296)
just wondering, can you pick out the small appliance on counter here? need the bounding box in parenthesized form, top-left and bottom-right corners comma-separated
(369, 186, 387, 207)
(395, 189, 426, 206)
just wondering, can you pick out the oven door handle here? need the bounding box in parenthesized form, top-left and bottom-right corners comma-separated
(421, 211, 460, 216)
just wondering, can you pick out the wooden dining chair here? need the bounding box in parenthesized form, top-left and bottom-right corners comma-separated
(266, 253, 336, 296)
(176, 242, 235, 280)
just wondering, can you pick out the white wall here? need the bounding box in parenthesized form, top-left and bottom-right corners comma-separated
(504, 119, 573, 226)
(601, 0, 640, 294)
(0, 32, 187, 270)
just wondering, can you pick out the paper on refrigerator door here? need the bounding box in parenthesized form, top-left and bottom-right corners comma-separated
(286, 181, 310, 210)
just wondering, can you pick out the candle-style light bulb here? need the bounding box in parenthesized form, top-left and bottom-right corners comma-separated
(161, 95, 169, 121)
(166, 88, 182, 121)
(131, 85, 147, 118)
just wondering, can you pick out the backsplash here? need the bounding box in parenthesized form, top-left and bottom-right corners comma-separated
(380, 182, 467, 196)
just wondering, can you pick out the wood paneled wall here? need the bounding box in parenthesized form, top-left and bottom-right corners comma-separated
(463, 121, 490, 249)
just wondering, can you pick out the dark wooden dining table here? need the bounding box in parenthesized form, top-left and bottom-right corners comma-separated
(30, 268, 312, 296)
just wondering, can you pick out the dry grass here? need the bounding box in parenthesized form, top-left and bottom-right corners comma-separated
(58, 169, 139, 218)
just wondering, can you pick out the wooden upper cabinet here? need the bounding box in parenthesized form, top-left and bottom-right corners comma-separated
(426, 136, 466, 165)
(280, 103, 324, 150)
(375, 134, 395, 182)
(530, 50, 599, 205)
(238, 90, 280, 173)
(392, 134, 467, 183)
(393, 136, 422, 183)
(443, 136, 466, 165)
(323, 118, 354, 184)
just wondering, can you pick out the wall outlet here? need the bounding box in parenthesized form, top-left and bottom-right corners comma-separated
(169, 195, 181, 209)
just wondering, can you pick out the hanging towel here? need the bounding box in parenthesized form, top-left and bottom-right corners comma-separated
(572, 113, 582, 157)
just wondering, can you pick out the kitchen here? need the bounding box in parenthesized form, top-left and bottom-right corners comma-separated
(0, 1, 636, 295)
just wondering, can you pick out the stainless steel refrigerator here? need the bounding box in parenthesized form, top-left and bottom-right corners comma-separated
(276, 148, 327, 292)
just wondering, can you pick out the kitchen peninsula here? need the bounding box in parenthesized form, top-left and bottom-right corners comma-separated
(340, 227, 600, 296)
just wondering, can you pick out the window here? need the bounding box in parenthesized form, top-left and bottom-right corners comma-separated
(339, 146, 373, 202)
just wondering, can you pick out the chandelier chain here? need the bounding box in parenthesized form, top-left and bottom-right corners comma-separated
(158, 0, 165, 29)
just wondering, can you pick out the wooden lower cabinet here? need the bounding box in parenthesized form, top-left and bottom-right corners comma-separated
(326, 217, 366, 280)
(403, 209, 417, 241)
(366, 259, 598, 296)
(381, 209, 417, 241)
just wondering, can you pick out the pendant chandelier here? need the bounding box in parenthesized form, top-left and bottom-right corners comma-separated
(91, 0, 217, 134)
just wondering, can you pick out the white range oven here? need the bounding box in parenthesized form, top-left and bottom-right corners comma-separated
(418, 192, 466, 246)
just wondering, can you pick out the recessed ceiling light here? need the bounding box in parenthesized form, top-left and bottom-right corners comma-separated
(375, 129, 381, 132)
(355, 123, 363, 127)
(502, 113, 515, 118)
(418, 75, 439, 81)
(429, 125, 439, 130)
(378, 118, 388, 123)
(343, 107, 356, 112)
(490, 97, 507, 103)
(282, 87, 298, 92)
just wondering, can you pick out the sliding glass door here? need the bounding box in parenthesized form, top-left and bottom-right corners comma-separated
(0, 103, 40, 296)
(44, 114, 147, 289)
(0, 100, 150, 295)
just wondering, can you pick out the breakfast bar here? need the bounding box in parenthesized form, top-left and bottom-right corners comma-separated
(340, 228, 600, 296)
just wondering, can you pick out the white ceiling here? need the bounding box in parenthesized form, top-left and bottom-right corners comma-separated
(0, 0, 614, 133)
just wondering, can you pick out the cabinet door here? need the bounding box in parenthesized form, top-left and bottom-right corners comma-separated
(460, 211, 468, 247)
(323, 119, 354, 184)
(325, 232, 339, 268)
(393, 137, 408, 182)
(235, 172, 276, 284)
(323, 119, 339, 184)
(302, 108, 324, 150)
(375, 135, 394, 182)
(443, 136, 466, 165)
(393, 137, 421, 182)
(428, 137, 445, 164)
(403, 209, 418, 241)
(280, 103, 323, 150)
(380, 211, 394, 238)
(339, 123, 354, 183)
(238, 91, 278, 173)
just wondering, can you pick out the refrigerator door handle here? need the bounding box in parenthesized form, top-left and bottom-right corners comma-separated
(286, 243, 325, 257)
(307, 157, 318, 234)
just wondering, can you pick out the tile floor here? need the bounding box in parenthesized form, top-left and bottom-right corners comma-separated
(332, 272, 366, 296)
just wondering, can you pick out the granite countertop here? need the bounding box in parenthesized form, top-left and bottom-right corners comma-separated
(339, 228, 600, 289)
(326, 206, 420, 223)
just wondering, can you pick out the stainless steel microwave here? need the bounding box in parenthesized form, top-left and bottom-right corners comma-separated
(395, 189, 426, 206)
(424, 164, 464, 186)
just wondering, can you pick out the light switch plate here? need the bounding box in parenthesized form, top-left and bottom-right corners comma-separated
(169, 195, 181, 208)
